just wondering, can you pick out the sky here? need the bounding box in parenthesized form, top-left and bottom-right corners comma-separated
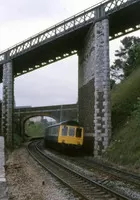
(0, 0, 139, 107)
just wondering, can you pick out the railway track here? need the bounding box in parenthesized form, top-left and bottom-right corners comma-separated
(27, 140, 130, 200)
(42, 142, 140, 188)
(74, 157, 140, 187)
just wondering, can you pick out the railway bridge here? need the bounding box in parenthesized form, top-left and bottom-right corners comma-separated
(0, 0, 140, 155)
(14, 104, 78, 137)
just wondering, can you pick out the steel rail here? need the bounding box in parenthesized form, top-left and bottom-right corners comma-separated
(27, 140, 89, 200)
(80, 158, 140, 187)
(27, 140, 130, 200)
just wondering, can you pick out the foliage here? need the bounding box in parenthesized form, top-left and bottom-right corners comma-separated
(107, 37, 140, 166)
(104, 99, 140, 166)
(25, 121, 46, 138)
(111, 36, 140, 81)
(110, 79, 116, 89)
(111, 66, 140, 131)
(104, 66, 140, 167)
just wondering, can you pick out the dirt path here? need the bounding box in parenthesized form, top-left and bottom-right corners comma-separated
(6, 145, 77, 200)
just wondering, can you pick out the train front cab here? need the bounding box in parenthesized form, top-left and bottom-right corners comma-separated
(58, 125, 84, 147)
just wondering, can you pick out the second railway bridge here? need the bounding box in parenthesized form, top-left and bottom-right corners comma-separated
(14, 104, 78, 139)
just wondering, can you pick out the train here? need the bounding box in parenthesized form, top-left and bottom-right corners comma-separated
(44, 120, 84, 152)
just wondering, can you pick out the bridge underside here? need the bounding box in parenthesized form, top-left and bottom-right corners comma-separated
(109, 2, 140, 38)
(0, 2, 139, 81)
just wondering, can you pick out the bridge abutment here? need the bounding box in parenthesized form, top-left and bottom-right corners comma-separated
(2, 62, 14, 149)
(94, 18, 111, 156)
(78, 24, 95, 153)
(78, 7, 111, 156)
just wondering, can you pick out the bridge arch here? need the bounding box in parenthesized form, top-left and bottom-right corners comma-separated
(20, 114, 59, 137)
(14, 104, 78, 138)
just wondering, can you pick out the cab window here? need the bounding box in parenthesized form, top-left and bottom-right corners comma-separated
(76, 128, 82, 137)
(62, 126, 68, 136)
(69, 127, 75, 136)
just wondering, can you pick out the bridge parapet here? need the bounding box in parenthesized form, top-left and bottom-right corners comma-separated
(0, 0, 138, 65)
(14, 104, 78, 114)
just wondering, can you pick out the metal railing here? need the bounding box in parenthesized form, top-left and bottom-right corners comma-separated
(0, 0, 139, 64)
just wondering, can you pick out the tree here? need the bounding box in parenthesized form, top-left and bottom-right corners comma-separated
(111, 36, 140, 82)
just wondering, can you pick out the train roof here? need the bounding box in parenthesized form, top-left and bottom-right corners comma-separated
(47, 120, 80, 128)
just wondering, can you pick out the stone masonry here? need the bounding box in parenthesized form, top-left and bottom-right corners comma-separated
(78, 6, 111, 156)
(1, 65, 8, 137)
(0, 136, 8, 200)
(2, 62, 14, 149)
(78, 24, 95, 153)
(94, 18, 111, 156)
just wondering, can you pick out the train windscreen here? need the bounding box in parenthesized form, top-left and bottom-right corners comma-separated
(76, 128, 82, 137)
(62, 126, 68, 136)
(69, 127, 75, 136)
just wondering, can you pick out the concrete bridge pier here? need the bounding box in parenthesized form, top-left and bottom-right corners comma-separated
(78, 7, 111, 156)
(1, 62, 14, 149)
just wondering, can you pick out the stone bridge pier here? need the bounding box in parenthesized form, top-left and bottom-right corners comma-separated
(78, 7, 111, 156)
(1, 62, 14, 149)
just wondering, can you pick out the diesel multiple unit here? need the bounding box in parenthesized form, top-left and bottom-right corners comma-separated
(44, 120, 84, 151)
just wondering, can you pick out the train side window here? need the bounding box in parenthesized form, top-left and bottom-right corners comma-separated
(69, 127, 75, 136)
(76, 128, 82, 137)
(62, 126, 68, 136)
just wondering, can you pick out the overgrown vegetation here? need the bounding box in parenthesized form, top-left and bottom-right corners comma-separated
(25, 121, 46, 139)
(105, 96, 140, 166)
(104, 36, 140, 167)
(111, 67, 140, 131)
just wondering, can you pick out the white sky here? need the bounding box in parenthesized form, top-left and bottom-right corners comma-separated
(0, 0, 139, 106)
